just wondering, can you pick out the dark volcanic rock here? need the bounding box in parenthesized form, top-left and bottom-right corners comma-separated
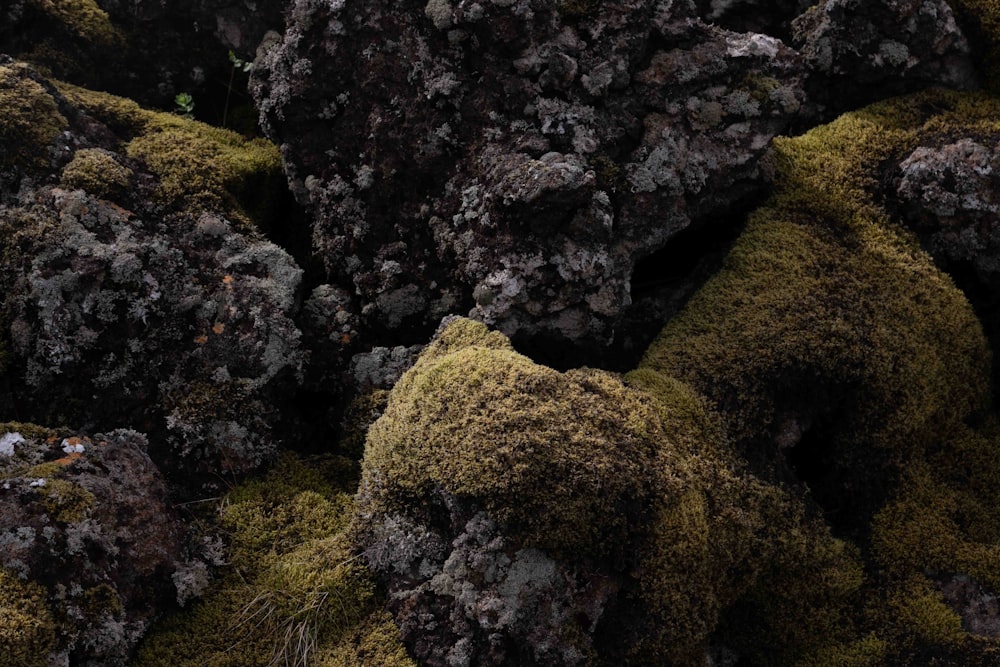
(792, 0, 976, 112)
(252, 0, 975, 360)
(0, 59, 304, 483)
(0, 427, 186, 666)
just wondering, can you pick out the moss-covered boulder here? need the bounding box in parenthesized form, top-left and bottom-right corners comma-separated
(355, 317, 860, 666)
(0, 61, 303, 482)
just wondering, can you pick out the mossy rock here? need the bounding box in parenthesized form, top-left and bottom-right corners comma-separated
(0, 62, 67, 175)
(636, 89, 992, 468)
(55, 81, 283, 232)
(0, 569, 57, 667)
(134, 453, 410, 667)
(362, 317, 666, 559)
(60, 148, 133, 201)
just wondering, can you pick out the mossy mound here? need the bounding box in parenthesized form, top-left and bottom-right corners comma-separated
(134, 453, 413, 667)
(636, 89, 1000, 661)
(358, 318, 866, 664)
(362, 317, 665, 559)
(0, 61, 67, 177)
(56, 81, 283, 231)
(59, 148, 134, 201)
(637, 88, 992, 488)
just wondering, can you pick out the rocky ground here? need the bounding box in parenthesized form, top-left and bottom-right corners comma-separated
(4, 0, 1000, 665)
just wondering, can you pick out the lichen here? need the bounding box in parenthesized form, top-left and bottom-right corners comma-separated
(0, 568, 57, 667)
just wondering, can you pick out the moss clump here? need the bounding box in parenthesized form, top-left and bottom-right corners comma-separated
(60, 148, 133, 201)
(34, 477, 95, 524)
(28, 0, 120, 47)
(134, 453, 410, 667)
(634, 89, 1000, 661)
(55, 82, 283, 232)
(0, 568, 57, 667)
(0, 63, 67, 173)
(363, 318, 666, 559)
(637, 89, 991, 457)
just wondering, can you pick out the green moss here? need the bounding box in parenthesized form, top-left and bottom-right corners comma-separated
(630, 89, 1000, 661)
(0, 63, 67, 173)
(60, 148, 133, 200)
(35, 478, 95, 524)
(315, 610, 417, 667)
(28, 0, 121, 47)
(134, 453, 401, 667)
(363, 319, 666, 558)
(0, 569, 57, 667)
(56, 82, 283, 232)
(636, 90, 992, 456)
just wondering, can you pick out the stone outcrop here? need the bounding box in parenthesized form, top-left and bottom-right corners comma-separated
(0, 59, 304, 482)
(250, 0, 974, 362)
(0, 426, 186, 666)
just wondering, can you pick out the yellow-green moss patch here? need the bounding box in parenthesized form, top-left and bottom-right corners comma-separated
(636, 90, 993, 454)
(60, 148, 133, 200)
(0, 63, 67, 173)
(134, 453, 406, 667)
(363, 319, 666, 558)
(29, 0, 121, 46)
(56, 82, 283, 231)
(0, 569, 57, 667)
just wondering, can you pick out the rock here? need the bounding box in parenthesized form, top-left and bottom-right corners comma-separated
(251, 0, 976, 363)
(0, 426, 185, 665)
(0, 60, 304, 482)
(792, 0, 976, 113)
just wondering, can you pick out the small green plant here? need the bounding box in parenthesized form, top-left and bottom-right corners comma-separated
(173, 92, 195, 119)
(224, 50, 253, 129)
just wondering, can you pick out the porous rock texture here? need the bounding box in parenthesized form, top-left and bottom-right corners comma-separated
(250, 0, 974, 362)
(0, 58, 304, 481)
(0, 426, 185, 666)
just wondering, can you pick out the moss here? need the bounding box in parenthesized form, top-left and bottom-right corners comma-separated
(314, 610, 417, 667)
(28, 0, 121, 47)
(134, 453, 400, 667)
(0, 568, 57, 667)
(55, 81, 283, 232)
(363, 319, 666, 559)
(0, 63, 67, 173)
(631, 89, 1000, 661)
(60, 148, 133, 201)
(636, 89, 992, 457)
(35, 477, 95, 524)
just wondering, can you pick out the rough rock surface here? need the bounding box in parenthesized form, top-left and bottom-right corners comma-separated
(0, 59, 305, 481)
(251, 0, 974, 361)
(0, 426, 186, 666)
